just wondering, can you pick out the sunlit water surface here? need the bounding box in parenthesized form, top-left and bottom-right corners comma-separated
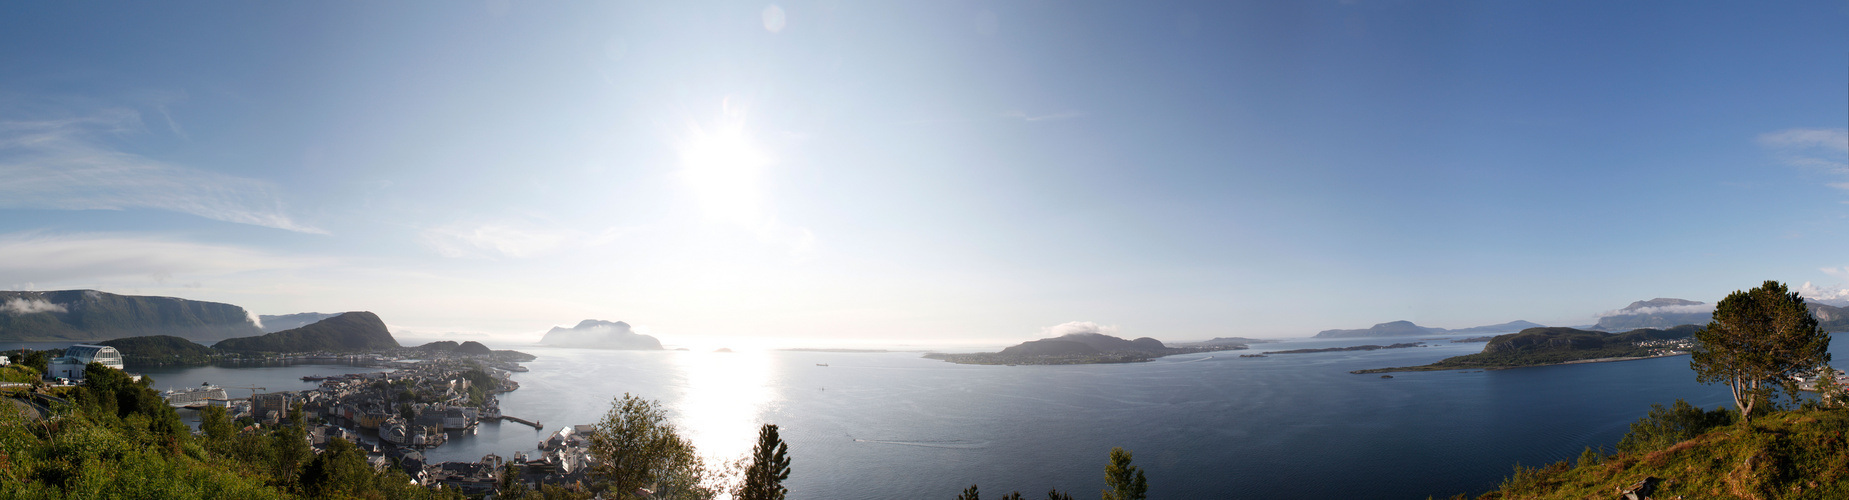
(127, 336, 1849, 499)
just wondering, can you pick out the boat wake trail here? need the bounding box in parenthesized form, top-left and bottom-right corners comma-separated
(848, 434, 990, 449)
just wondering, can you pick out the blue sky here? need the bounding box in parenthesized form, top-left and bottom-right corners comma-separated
(0, 1, 1845, 345)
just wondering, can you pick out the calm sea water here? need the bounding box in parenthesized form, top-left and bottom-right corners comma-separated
(95, 335, 1849, 499)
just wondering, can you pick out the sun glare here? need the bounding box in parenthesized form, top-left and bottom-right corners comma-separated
(678, 119, 771, 225)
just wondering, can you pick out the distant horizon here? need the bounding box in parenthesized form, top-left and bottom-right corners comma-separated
(1, 1, 1843, 348)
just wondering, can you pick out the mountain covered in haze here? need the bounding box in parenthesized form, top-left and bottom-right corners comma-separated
(1313, 319, 1548, 338)
(1593, 298, 1712, 331)
(999, 332, 1168, 356)
(0, 290, 261, 343)
(1438, 320, 1547, 334)
(1313, 320, 1432, 338)
(213, 311, 399, 353)
(258, 312, 341, 333)
(538, 320, 663, 350)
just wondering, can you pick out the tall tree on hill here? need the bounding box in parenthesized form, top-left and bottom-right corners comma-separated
(738, 423, 791, 500)
(1101, 447, 1147, 500)
(1690, 280, 1833, 423)
(589, 393, 710, 499)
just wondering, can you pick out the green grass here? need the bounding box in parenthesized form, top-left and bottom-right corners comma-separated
(1454, 408, 1849, 500)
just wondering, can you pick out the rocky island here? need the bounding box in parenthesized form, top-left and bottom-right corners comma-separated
(1353, 324, 1700, 373)
(537, 319, 664, 350)
(924, 332, 1247, 365)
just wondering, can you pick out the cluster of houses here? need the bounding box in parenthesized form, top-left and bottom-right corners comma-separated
(34, 343, 602, 495)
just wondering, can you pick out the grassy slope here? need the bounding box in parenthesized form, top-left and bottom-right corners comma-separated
(1471, 409, 1849, 500)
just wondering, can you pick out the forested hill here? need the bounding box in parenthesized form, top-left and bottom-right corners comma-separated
(1356, 325, 1699, 373)
(0, 290, 261, 343)
(98, 335, 218, 366)
(213, 312, 399, 353)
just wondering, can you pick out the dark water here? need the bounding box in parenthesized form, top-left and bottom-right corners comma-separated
(110, 336, 1838, 499)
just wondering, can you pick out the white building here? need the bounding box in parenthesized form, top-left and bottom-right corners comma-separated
(0, 355, 9, 366)
(47, 344, 125, 381)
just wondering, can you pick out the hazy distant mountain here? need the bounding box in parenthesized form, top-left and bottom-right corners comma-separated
(0, 290, 261, 343)
(1314, 320, 1432, 338)
(538, 320, 663, 350)
(999, 333, 1168, 356)
(1809, 303, 1849, 332)
(1434, 320, 1547, 335)
(258, 312, 340, 333)
(213, 312, 400, 353)
(1594, 298, 1711, 331)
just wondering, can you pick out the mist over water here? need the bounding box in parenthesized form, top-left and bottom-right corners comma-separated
(132, 336, 1849, 498)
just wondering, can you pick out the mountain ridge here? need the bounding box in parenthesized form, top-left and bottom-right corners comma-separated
(213, 311, 400, 353)
(0, 290, 261, 343)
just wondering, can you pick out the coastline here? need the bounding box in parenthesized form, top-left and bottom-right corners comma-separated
(1351, 351, 1689, 374)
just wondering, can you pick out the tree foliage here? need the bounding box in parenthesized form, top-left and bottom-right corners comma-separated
(1615, 399, 1736, 453)
(1101, 447, 1147, 500)
(1690, 280, 1833, 422)
(589, 393, 710, 499)
(738, 423, 790, 500)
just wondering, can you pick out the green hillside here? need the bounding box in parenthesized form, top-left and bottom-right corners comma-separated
(98, 335, 219, 366)
(1460, 407, 1849, 500)
(212, 311, 399, 353)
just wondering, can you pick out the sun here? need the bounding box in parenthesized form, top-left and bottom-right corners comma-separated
(678, 119, 770, 225)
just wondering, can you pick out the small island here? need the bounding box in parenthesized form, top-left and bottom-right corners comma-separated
(924, 333, 1246, 365)
(1352, 325, 1699, 374)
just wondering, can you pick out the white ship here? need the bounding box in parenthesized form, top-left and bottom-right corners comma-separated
(163, 383, 230, 409)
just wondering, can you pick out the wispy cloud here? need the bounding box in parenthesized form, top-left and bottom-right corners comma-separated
(0, 231, 324, 285)
(1596, 303, 1713, 318)
(0, 110, 323, 233)
(1002, 110, 1085, 122)
(421, 219, 634, 259)
(1760, 128, 1849, 186)
(1041, 320, 1119, 336)
(2, 297, 67, 314)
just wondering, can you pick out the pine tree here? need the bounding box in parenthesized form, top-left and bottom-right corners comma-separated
(739, 423, 791, 500)
(1815, 364, 1846, 408)
(1101, 447, 1147, 500)
(1690, 280, 1833, 423)
(957, 484, 980, 500)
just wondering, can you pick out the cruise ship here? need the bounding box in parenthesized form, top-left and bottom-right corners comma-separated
(163, 383, 230, 409)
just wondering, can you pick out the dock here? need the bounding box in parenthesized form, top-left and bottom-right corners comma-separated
(490, 415, 543, 429)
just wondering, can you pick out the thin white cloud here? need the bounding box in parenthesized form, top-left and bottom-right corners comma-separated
(1760, 128, 1849, 176)
(2, 297, 66, 314)
(1041, 320, 1120, 337)
(0, 110, 323, 234)
(0, 231, 324, 285)
(422, 219, 634, 259)
(1596, 303, 1713, 318)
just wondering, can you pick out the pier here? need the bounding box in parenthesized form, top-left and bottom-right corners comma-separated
(491, 415, 543, 429)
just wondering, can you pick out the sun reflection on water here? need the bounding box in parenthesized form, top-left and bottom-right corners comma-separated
(669, 349, 781, 476)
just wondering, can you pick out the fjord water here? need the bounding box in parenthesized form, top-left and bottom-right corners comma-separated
(134, 337, 1774, 499)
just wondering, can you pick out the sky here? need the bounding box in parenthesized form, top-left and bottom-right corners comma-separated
(0, 1, 1845, 346)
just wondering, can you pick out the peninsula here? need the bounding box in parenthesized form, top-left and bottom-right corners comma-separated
(1352, 325, 1699, 373)
(1265, 342, 1424, 354)
(924, 332, 1246, 365)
